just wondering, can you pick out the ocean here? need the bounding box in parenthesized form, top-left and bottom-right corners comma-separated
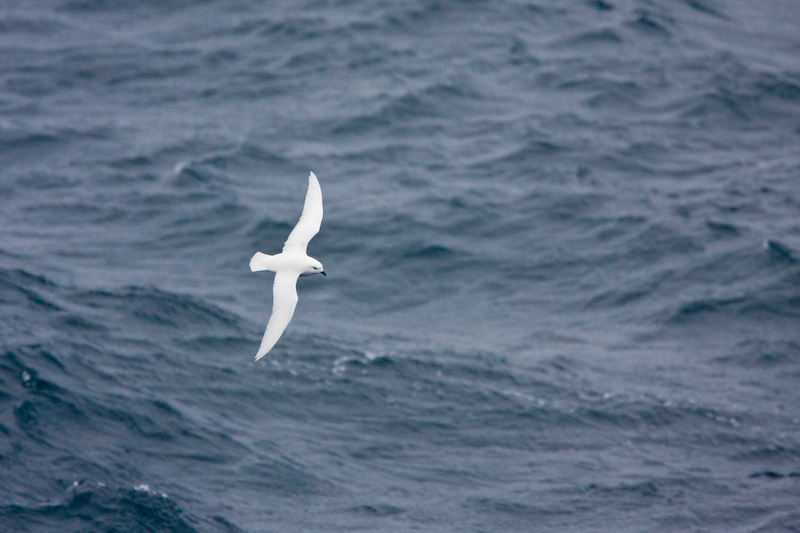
(1, 0, 799, 531)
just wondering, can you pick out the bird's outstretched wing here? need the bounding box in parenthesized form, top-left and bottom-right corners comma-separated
(283, 171, 323, 253)
(255, 271, 300, 360)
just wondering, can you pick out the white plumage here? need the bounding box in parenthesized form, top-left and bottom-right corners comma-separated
(249, 172, 325, 360)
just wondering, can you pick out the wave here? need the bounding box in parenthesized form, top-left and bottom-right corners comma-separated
(714, 338, 800, 368)
(326, 79, 483, 138)
(0, 268, 62, 313)
(67, 285, 244, 334)
(0, 481, 201, 533)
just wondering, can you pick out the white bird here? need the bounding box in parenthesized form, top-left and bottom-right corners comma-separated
(249, 171, 326, 360)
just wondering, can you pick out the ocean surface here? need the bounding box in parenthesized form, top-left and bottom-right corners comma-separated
(2, 0, 800, 531)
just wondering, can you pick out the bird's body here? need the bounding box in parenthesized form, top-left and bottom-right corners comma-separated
(250, 172, 325, 360)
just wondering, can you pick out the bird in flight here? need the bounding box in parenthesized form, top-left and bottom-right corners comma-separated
(249, 171, 326, 360)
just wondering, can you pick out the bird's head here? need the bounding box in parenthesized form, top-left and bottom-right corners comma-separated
(305, 258, 326, 277)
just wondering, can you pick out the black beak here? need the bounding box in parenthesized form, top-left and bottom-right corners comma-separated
(321, 271, 326, 276)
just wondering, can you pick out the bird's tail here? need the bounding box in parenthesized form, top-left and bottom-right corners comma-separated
(249, 252, 274, 272)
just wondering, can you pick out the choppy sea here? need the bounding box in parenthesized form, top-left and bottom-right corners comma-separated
(2, 0, 800, 531)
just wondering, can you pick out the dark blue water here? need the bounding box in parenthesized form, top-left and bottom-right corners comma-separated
(2, 1, 800, 531)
